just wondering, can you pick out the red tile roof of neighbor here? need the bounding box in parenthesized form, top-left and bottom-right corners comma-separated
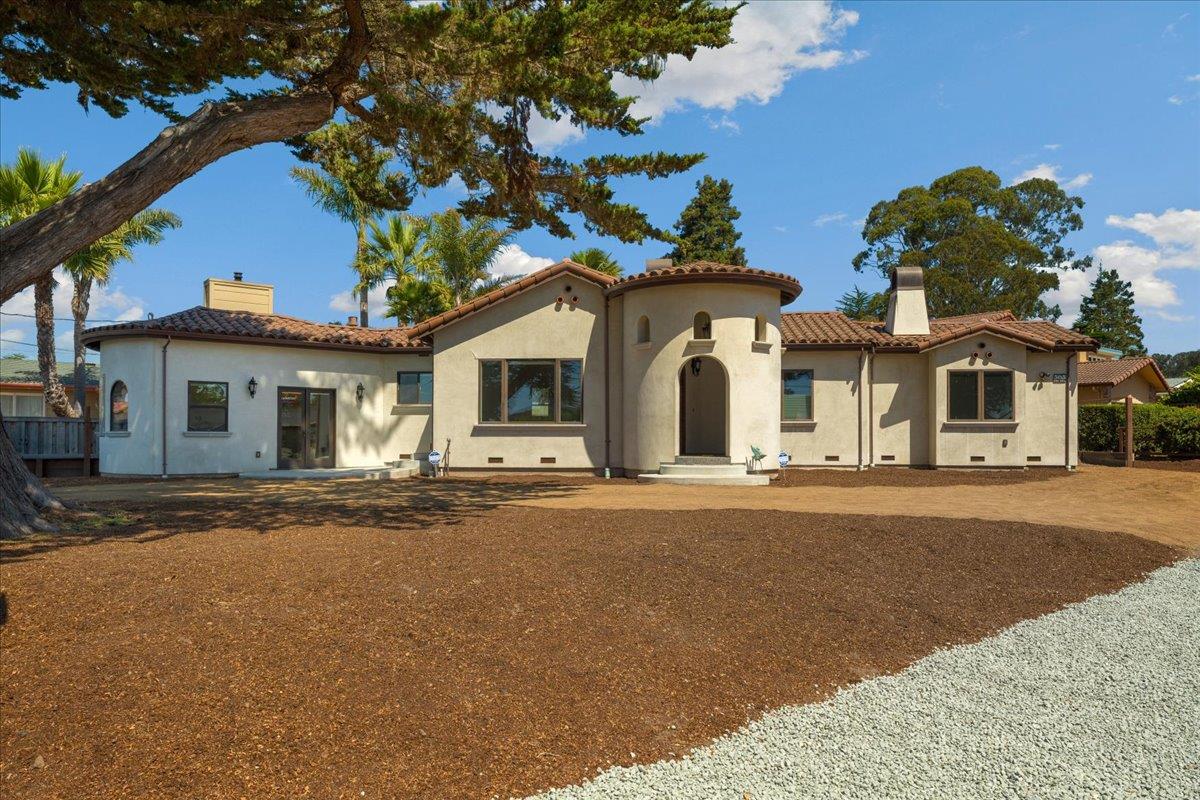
(80, 260, 1094, 354)
(1077, 356, 1170, 390)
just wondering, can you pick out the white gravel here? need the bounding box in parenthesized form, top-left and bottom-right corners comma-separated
(530, 559, 1200, 800)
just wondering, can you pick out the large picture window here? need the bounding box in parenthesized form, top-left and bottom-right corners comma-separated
(109, 380, 128, 432)
(187, 381, 229, 432)
(948, 370, 1014, 421)
(782, 369, 814, 421)
(479, 359, 583, 423)
(397, 371, 433, 405)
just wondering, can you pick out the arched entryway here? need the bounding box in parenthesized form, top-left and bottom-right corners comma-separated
(678, 356, 728, 456)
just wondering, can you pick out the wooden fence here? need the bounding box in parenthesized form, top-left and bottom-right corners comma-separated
(3, 415, 99, 476)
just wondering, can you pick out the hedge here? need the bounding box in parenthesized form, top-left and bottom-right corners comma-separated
(1079, 403, 1200, 456)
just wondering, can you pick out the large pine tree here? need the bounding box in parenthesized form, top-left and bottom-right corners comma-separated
(1073, 268, 1146, 355)
(665, 175, 746, 265)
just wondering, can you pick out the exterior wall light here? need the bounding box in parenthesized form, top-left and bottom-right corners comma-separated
(691, 357, 703, 376)
(356, 382, 366, 403)
(247, 377, 258, 398)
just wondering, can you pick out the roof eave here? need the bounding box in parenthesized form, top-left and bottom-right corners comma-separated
(81, 328, 432, 355)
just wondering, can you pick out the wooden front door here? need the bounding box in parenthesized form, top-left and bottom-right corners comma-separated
(277, 388, 336, 469)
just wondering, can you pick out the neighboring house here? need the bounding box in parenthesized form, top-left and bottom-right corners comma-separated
(81, 262, 1096, 478)
(0, 356, 100, 418)
(1077, 356, 1169, 404)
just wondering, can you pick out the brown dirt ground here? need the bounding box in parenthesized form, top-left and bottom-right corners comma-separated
(0, 493, 1179, 800)
(772, 467, 1070, 487)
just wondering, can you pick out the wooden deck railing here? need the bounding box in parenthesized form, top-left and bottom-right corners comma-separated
(3, 415, 98, 475)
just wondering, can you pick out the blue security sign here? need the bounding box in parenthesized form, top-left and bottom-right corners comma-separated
(778, 451, 790, 468)
(427, 450, 442, 466)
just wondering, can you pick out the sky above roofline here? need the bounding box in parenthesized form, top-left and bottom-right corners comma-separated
(2, 1, 1197, 358)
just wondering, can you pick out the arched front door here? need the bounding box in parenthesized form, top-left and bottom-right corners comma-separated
(678, 356, 728, 456)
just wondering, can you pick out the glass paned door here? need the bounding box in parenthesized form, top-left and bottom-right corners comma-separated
(277, 388, 337, 469)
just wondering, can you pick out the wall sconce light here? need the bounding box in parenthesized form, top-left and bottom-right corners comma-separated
(355, 382, 365, 403)
(691, 357, 703, 377)
(247, 377, 258, 398)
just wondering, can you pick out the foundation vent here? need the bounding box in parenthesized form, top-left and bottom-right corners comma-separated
(824, 455, 840, 462)
(488, 457, 504, 464)
(540, 457, 557, 464)
(880, 454, 896, 462)
(970, 455, 986, 463)
(1027, 455, 1042, 463)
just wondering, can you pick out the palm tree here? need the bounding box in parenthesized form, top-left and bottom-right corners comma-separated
(568, 247, 622, 277)
(291, 124, 407, 328)
(0, 149, 82, 417)
(385, 279, 452, 327)
(363, 214, 451, 326)
(424, 210, 514, 305)
(64, 209, 181, 414)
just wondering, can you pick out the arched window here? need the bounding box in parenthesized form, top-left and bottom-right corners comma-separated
(693, 311, 712, 339)
(109, 381, 128, 432)
(636, 315, 650, 344)
(754, 314, 767, 342)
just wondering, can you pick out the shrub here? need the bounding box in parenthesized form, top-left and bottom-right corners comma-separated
(1079, 403, 1200, 456)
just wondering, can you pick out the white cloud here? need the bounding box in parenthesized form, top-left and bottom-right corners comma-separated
(329, 280, 395, 323)
(0, 268, 148, 357)
(1011, 163, 1092, 190)
(613, 2, 864, 122)
(704, 114, 741, 135)
(1188, 74, 1200, 82)
(1043, 143, 1061, 150)
(489, 244, 556, 277)
(813, 212, 848, 227)
(1, 328, 26, 343)
(1167, 95, 1185, 106)
(526, 110, 586, 151)
(1154, 310, 1195, 323)
(1163, 12, 1190, 37)
(773, 225, 788, 233)
(1045, 208, 1200, 325)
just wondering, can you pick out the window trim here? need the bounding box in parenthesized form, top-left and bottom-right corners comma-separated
(946, 369, 1015, 422)
(478, 358, 584, 424)
(109, 379, 129, 432)
(186, 380, 230, 433)
(396, 370, 433, 406)
(781, 368, 815, 422)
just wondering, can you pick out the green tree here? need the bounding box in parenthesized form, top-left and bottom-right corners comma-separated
(1152, 350, 1200, 378)
(0, 0, 739, 537)
(836, 286, 889, 321)
(386, 279, 452, 327)
(1, 1, 738, 305)
(64, 209, 181, 414)
(665, 175, 746, 265)
(568, 247, 622, 277)
(0, 148, 82, 417)
(362, 213, 449, 326)
(1072, 267, 1146, 356)
(853, 166, 1091, 319)
(291, 124, 408, 327)
(424, 210, 514, 306)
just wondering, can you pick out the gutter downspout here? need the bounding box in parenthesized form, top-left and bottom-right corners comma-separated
(867, 346, 875, 467)
(1065, 353, 1073, 470)
(603, 294, 611, 478)
(161, 337, 171, 478)
(857, 347, 865, 470)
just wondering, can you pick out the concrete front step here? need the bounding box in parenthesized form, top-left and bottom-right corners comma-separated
(671, 455, 733, 465)
(659, 462, 749, 476)
(241, 465, 416, 480)
(637, 472, 769, 486)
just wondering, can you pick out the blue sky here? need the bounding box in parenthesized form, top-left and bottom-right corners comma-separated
(2, 1, 1198, 358)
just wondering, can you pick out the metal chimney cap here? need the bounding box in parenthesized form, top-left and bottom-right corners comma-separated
(233, 271, 244, 282)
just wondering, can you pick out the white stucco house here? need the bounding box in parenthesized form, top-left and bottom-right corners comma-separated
(81, 260, 1096, 482)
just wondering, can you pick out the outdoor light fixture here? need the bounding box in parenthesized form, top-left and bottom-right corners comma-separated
(691, 357, 703, 377)
(247, 377, 258, 398)
(356, 382, 365, 403)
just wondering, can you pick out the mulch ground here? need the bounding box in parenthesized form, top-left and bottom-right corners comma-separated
(772, 466, 1072, 487)
(0, 497, 1177, 800)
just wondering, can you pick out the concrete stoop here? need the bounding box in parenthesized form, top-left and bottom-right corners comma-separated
(240, 460, 420, 480)
(638, 456, 770, 486)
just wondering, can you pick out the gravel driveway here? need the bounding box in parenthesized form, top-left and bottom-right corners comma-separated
(532, 559, 1200, 800)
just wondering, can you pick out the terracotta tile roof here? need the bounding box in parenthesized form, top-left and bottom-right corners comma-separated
(409, 260, 616, 336)
(1078, 356, 1169, 390)
(781, 310, 1096, 352)
(607, 261, 803, 304)
(81, 306, 428, 352)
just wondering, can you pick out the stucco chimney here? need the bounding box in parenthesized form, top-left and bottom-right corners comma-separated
(203, 276, 274, 314)
(644, 258, 673, 272)
(883, 265, 930, 336)
(347, 316, 358, 327)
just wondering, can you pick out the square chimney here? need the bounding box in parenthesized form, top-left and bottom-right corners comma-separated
(204, 275, 274, 314)
(883, 265, 930, 335)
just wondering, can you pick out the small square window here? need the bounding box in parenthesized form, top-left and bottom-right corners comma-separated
(397, 371, 433, 405)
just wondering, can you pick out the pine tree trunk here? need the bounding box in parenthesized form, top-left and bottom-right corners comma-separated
(34, 274, 78, 418)
(0, 407, 65, 538)
(72, 277, 94, 417)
